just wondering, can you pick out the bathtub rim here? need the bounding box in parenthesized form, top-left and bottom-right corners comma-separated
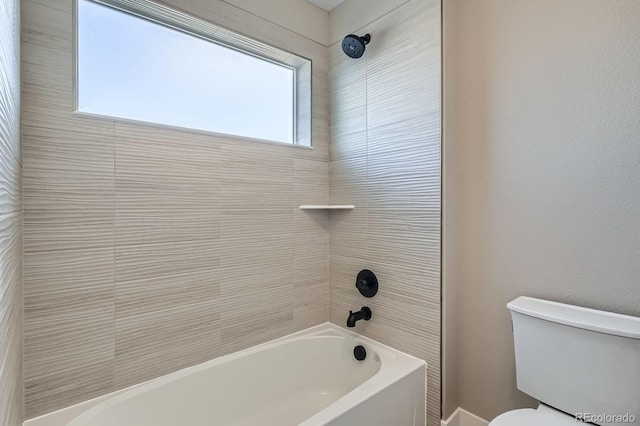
(24, 322, 426, 426)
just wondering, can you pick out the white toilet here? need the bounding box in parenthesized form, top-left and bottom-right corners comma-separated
(490, 296, 640, 426)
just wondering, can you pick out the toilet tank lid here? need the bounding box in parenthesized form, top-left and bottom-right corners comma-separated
(507, 297, 640, 339)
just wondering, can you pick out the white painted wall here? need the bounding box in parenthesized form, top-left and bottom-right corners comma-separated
(452, 0, 640, 421)
(441, 408, 489, 426)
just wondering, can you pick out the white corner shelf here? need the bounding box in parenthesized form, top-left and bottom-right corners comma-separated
(299, 205, 355, 210)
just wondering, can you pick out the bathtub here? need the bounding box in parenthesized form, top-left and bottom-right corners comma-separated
(25, 323, 426, 426)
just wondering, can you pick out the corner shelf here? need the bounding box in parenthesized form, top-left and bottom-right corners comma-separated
(299, 205, 355, 210)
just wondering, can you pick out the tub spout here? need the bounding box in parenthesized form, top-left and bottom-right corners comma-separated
(347, 307, 372, 327)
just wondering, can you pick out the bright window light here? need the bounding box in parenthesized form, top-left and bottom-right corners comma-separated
(77, 0, 298, 144)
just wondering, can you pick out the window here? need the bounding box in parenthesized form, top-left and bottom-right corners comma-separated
(76, 0, 311, 145)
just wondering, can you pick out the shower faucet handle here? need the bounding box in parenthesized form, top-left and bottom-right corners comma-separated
(355, 269, 378, 298)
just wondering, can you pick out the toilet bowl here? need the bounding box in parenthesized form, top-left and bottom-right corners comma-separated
(489, 404, 576, 426)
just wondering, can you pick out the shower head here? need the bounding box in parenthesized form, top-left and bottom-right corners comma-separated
(342, 34, 371, 59)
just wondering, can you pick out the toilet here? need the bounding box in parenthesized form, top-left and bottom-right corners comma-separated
(490, 296, 640, 426)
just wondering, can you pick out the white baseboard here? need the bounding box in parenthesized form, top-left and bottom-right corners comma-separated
(442, 407, 490, 426)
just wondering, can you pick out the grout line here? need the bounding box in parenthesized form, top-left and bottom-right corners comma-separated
(18, 0, 26, 417)
(111, 121, 116, 385)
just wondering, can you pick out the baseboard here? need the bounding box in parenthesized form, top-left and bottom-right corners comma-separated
(442, 407, 490, 426)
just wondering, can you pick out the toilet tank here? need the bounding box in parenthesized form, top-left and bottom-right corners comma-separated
(508, 297, 640, 425)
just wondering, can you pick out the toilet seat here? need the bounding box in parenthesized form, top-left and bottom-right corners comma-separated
(489, 405, 576, 426)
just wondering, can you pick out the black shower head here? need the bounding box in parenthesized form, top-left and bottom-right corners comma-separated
(342, 34, 371, 59)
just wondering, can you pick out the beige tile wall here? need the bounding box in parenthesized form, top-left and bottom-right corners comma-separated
(22, 0, 329, 418)
(23, 0, 442, 421)
(0, 0, 23, 424)
(328, 1, 442, 425)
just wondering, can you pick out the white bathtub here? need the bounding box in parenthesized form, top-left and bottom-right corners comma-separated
(25, 323, 426, 426)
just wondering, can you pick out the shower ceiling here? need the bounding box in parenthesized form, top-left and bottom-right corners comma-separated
(306, 0, 344, 11)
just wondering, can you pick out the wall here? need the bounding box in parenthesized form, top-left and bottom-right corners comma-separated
(455, 0, 640, 420)
(0, 0, 23, 424)
(22, 0, 329, 418)
(223, 0, 330, 46)
(328, 1, 441, 425)
(441, 0, 459, 419)
(328, 0, 407, 45)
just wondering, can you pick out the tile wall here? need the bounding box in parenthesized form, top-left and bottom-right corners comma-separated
(0, 0, 23, 424)
(22, 0, 442, 422)
(328, 1, 442, 425)
(22, 0, 329, 418)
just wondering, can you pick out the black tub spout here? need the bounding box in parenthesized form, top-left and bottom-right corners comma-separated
(347, 307, 372, 327)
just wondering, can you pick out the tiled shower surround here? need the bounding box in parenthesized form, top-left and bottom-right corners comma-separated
(21, 0, 441, 425)
(22, 0, 329, 418)
(328, 1, 441, 425)
(0, 0, 23, 424)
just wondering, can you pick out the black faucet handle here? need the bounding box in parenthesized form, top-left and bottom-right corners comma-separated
(356, 279, 368, 291)
(355, 270, 378, 298)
